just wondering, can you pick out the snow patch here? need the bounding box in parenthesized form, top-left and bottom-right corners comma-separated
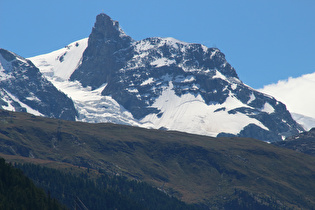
(164, 37, 189, 45)
(26, 95, 41, 102)
(141, 78, 154, 86)
(174, 75, 195, 83)
(231, 84, 237, 90)
(261, 102, 275, 114)
(126, 87, 139, 93)
(151, 58, 175, 67)
(3, 90, 44, 116)
(213, 70, 227, 81)
(201, 45, 208, 53)
(210, 49, 219, 59)
(26, 36, 283, 140)
(247, 92, 255, 104)
(134, 40, 155, 52)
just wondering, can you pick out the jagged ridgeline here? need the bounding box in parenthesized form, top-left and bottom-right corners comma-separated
(0, 13, 304, 141)
(31, 13, 302, 142)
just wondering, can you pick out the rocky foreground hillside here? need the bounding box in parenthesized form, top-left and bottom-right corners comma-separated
(0, 110, 314, 209)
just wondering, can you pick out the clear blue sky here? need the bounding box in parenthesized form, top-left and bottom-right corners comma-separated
(1, 0, 314, 88)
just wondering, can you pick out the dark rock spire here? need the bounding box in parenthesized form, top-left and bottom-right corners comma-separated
(70, 13, 132, 89)
(88, 13, 132, 49)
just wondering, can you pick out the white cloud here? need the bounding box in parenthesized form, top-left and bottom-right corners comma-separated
(259, 72, 315, 130)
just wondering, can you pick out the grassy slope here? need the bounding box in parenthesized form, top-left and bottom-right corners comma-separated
(0, 110, 315, 208)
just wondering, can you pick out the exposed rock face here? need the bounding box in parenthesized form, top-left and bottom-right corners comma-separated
(101, 37, 242, 119)
(273, 128, 315, 156)
(0, 49, 77, 120)
(70, 13, 133, 89)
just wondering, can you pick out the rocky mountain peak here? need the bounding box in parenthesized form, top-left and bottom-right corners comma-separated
(30, 13, 304, 142)
(91, 13, 130, 43)
(70, 13, 133, 89)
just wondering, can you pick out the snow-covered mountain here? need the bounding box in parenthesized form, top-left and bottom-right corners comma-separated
(28, 13, 303, 142)
(259, 73, 315, 131)
(0, 49, 77, 120)
(29, 38, 141, 126)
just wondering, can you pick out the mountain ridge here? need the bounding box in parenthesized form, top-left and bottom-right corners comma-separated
(28, 13, 303, 142)
(0, 48, 77, 120)
(0, 13, 304, 141)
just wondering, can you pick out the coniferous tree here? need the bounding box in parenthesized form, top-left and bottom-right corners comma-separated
(0, 158, 66, 210)
(16, 163, 201, 210)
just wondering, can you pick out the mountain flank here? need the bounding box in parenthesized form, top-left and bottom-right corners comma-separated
(0, 110, 314, 209)
(273, 127, 315, 156)
(0, 48, 77, 120)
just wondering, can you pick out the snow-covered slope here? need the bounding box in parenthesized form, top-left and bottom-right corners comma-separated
(29, 39, 141, 126)
(30, 38, 88, 80)
(140, 81, 268, 137)
(0, 48, 77, 120)
(259, 73, 315, 130)
(28, 13, 303, 142)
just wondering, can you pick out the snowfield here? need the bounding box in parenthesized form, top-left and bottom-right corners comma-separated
(141, 81, 268, 136)
(30, 38, 88, 80)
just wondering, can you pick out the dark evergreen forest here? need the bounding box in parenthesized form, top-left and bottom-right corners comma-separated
(1, 157, 308, 209)
(0, 158, 66, 210)
(16, 163, 201, 210)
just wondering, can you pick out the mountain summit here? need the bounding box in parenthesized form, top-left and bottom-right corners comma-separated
(70, 13, 133, 88)
(27, 13, 303, 141)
